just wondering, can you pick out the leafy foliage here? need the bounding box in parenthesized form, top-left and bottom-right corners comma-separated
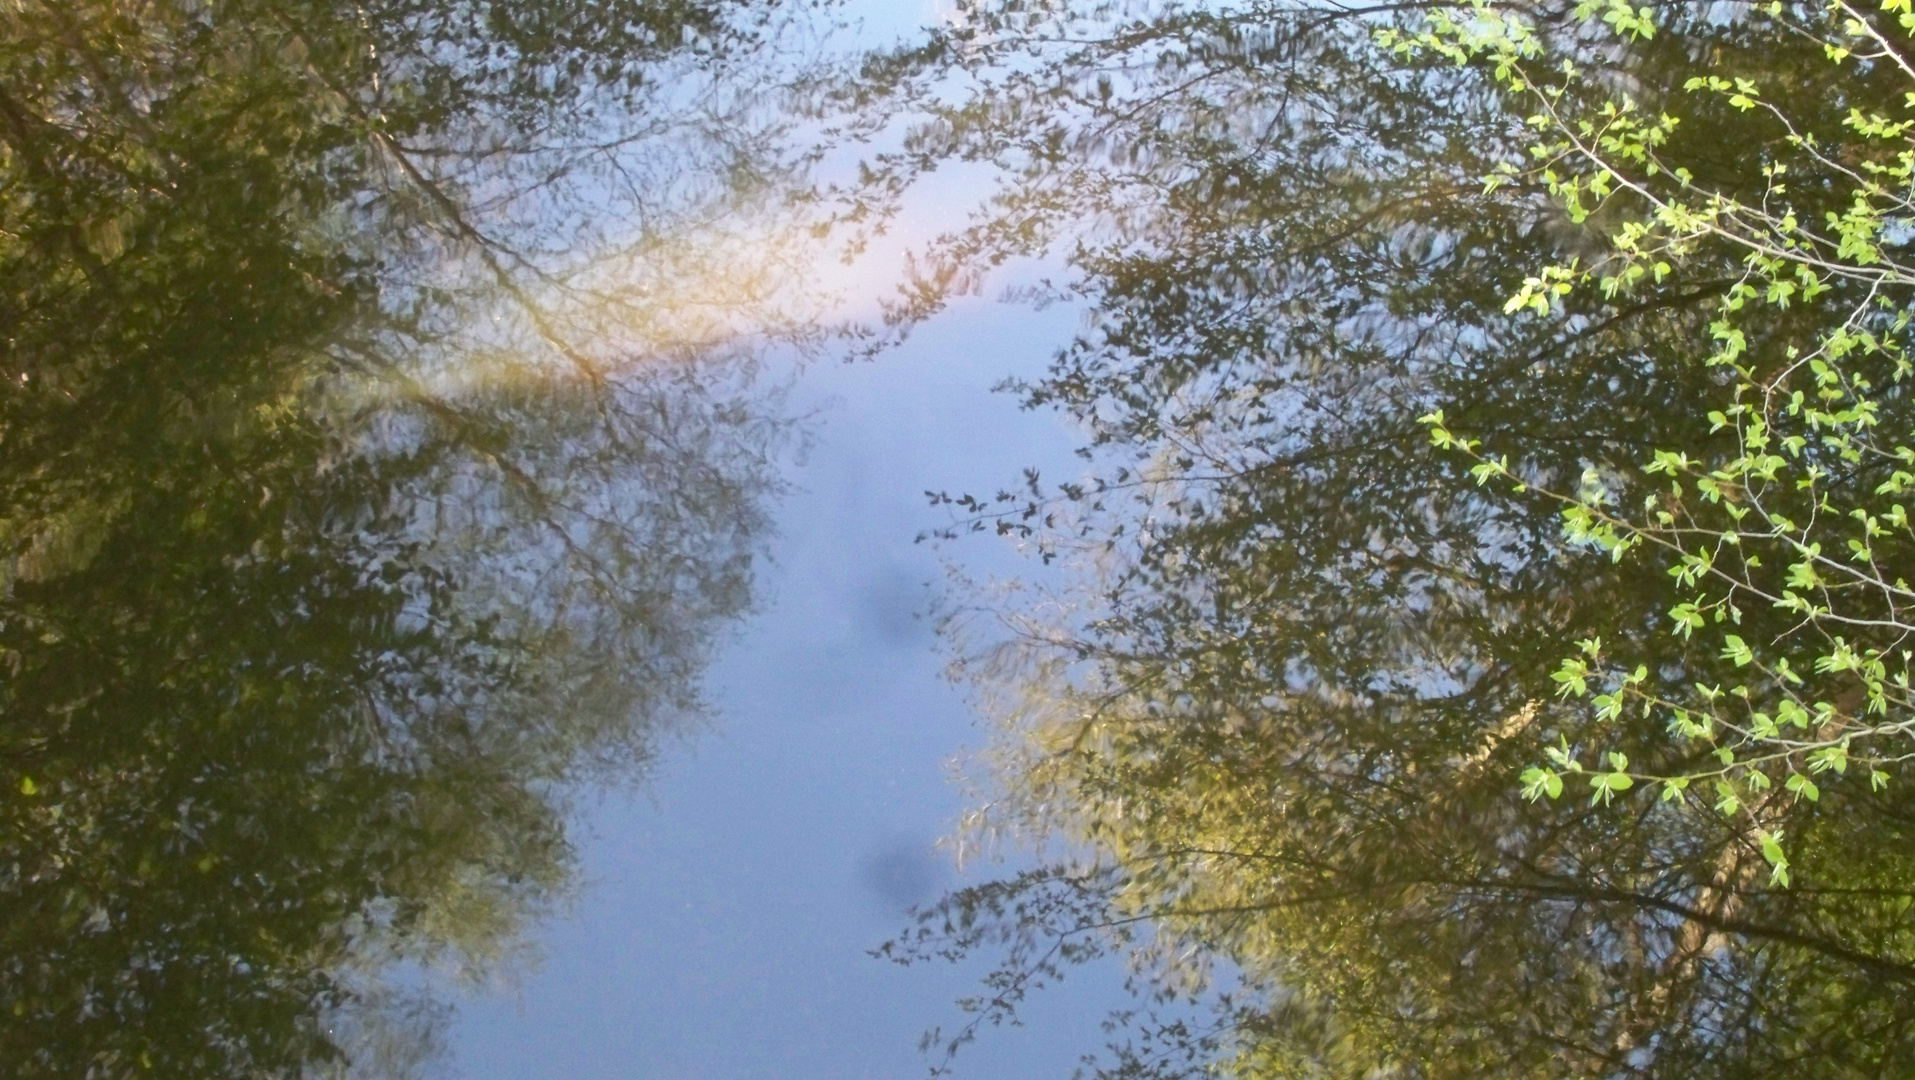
(1407, 0, 1915, 887)
(859, 1, 1915, 1076)
(0, 0, 819, 1075)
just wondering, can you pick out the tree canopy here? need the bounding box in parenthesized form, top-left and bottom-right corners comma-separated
(0, 0, 827, 1074)
(864, 1, 1915, 1076)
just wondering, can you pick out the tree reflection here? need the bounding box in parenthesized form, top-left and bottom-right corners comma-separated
(0, 0, 820, 1074)
(860, 2, 1915, 1076)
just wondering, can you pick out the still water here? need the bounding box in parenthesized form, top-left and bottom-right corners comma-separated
(449, 297, 1115, 1080)
(0, 1, 1117, 1075)
(13, 1, 1915, 1078)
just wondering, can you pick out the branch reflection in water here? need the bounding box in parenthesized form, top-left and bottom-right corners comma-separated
(0, 0, 849, 1074)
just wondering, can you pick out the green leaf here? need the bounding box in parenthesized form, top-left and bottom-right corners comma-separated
(1521, 766, 1564, 800)
(1590, 771, 1634, 804)
(1714, 780, 1741, 815)
(1757, 830, 1791, 887)
(1720, 634, 1753, 667)
(1552, 658, 1591, 697)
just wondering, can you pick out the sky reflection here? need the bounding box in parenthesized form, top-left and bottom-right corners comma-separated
(449, 286, 1128, 1079)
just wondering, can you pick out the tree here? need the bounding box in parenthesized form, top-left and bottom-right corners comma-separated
(859, 1, 1915, 1076)
(0, 1, 826, 1074)
(1406, 0, 1915, 876)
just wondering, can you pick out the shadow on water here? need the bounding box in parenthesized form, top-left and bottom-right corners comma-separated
(0, 1, 841, 1074)
(858, 834, 951, 914)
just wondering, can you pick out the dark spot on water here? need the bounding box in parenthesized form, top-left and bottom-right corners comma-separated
(858, 836, 949, 912)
